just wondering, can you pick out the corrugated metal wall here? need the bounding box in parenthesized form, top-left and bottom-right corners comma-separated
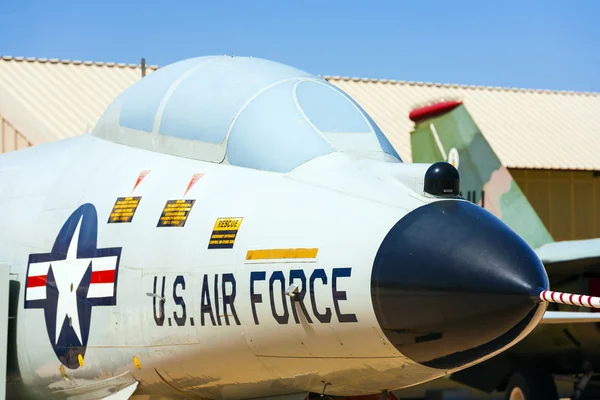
(0, 113, 32, 154)
(511, 168, 600, 241)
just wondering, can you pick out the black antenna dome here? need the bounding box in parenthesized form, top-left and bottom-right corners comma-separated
(424, 162, 460, 196)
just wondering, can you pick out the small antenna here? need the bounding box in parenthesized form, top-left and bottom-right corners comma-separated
(141, 57, 146, 77)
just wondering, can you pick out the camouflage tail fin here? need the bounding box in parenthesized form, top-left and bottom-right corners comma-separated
(409, 100, 554, 249)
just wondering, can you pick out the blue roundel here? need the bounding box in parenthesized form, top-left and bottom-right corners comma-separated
(23, 204, 122, 369)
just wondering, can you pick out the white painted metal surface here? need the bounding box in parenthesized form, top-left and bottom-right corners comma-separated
(103, 381, 138, 400)
(0, 133, 434, 399)
(0, 263, 9, 400)
(540, 311, 600, 324)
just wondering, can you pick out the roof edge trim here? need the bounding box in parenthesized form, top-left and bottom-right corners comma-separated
(1, 55, 597, 97)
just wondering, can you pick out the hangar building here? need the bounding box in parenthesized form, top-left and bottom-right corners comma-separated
(0, 56, 599, 241)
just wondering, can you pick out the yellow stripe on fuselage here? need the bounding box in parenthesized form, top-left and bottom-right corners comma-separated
(246, 248, 318, 261)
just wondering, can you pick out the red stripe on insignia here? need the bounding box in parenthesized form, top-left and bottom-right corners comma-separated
(27, 275, 47, 288)
(91, 270, 115, 284)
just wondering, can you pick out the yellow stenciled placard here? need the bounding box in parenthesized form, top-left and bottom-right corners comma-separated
(157, 199, 196, 227)
(246, 248, 319, 261)
(208, 217, 243, 249)
(78, 354, 84, 367)
(107, 196, 142, 224)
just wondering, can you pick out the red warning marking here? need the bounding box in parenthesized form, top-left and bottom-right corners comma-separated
(184, 173, 205, 196)
(542, 290, 600, 309)
(132, 170, 151, 192)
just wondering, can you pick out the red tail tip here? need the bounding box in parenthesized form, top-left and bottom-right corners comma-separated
(409, 100, 463, 122)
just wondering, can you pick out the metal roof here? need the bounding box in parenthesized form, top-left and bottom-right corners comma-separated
(1, 56, 599, 170)
(0, 56, 158, 147)
(329, 77, 600, 170)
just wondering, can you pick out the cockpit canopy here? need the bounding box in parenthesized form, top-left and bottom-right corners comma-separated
(92, 56, 402, 172)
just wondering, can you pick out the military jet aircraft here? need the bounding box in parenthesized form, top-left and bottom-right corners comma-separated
(408, 100, 600, 400)
(0, 55, 596, 400)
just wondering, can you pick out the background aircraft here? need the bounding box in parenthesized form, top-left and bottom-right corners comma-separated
(407, 100, 600, 399)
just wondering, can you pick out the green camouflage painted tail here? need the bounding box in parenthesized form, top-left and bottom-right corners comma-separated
(409, 101, 553, 249)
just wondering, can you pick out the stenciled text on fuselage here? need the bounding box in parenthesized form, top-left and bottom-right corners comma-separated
(150, 267, 358, 328)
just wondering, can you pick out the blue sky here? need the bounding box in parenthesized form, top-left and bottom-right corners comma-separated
(1, 0, 599, 92)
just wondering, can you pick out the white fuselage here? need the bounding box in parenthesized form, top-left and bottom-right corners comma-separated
(0, 134, 502, 399)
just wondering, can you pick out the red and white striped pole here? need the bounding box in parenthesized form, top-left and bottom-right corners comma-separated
(540, 290, 600, 309)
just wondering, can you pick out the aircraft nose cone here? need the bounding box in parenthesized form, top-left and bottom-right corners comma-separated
(371, 200, 548, 370)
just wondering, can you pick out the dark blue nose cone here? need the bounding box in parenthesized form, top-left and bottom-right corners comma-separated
(371, 200, 548, 370)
